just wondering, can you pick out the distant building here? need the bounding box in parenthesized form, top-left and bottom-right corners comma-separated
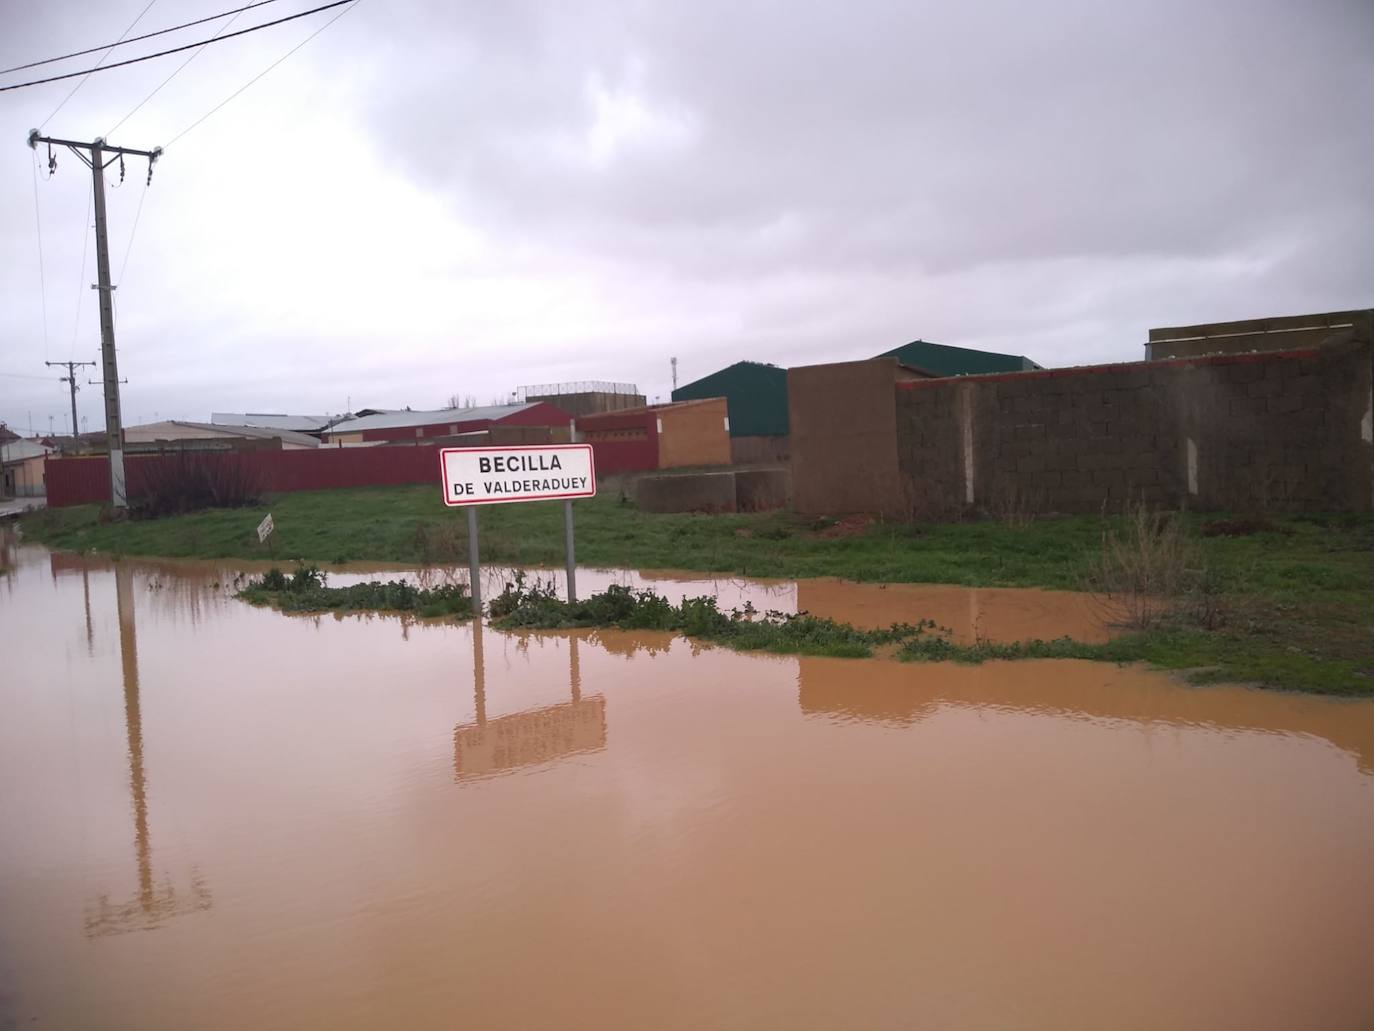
(321, 403, 573, 445)
(211, 412, 336, 436)
(518, 382, 646, 419)
(1146, 309, 1373, 361)
(874, 339, 1042, 376)
(122, 421, 321, 450)
(1, 439, 52, 497)
(577, 398, 732, 474)
(672, 361, 789, 464)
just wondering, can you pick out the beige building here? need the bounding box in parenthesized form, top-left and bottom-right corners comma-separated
(2, 440, 52, 497)
(122, 420, 320, 450)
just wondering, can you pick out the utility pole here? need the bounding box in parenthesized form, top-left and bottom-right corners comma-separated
(29, 131, 161, 508)
(670, 356, 678, 392)
(46, 359, 96, 441)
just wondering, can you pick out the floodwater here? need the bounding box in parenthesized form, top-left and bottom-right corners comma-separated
(2, 545, 1374, 1030)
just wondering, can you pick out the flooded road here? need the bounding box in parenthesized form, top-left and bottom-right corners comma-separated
(3, 545, 1373, 1030)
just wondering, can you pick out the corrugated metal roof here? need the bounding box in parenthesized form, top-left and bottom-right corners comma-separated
(211, 412, 333, 432)
(1, 439, 51, 464)
(325, 404, 541, 434)
(876, 340, 1042, 376)
(124, 421, 321, 448)
(673, 361, 789, 437)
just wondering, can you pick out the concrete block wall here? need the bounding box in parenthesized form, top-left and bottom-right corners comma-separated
(894, 341, 1373, 515)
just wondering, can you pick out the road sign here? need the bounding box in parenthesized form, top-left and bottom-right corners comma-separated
(438, 444, 596, 507)
(256, 513, 274, 543)
(437, 444, 597, 612)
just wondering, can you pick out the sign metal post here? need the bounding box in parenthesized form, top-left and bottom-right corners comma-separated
(563, 500, 577, 603)
(467, 507, 481, 614)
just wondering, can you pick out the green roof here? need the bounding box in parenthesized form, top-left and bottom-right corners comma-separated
(672, 360, 788, 437)
(877, 340, 1042, 376)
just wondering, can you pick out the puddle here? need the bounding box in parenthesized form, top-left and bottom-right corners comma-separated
(2, 546, 1373, 1030)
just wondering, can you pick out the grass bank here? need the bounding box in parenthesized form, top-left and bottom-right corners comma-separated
(237, 565, 473, 619)
(21, 485, 1374, 696)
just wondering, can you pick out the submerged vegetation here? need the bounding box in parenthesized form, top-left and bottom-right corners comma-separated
(21, 485, 1374, 695)
(488, 573, 943, 658)
(238, 565, 473, 619)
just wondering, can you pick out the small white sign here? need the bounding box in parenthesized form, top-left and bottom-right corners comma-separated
(439, 444, 597, 507)
(257, 513, 274, 542)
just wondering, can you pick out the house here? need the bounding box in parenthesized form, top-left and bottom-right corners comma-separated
(122, 421, 321, 450)
(672, 361, 790, 464)
(874, 339, 1042, 376)
(320, 402, 574, 445)
(577, 397, 732, 474)
(1146, 309, 1373, 361)
(2, 439, 53, 497)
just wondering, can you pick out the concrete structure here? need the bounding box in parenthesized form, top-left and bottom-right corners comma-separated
(577, 397, 732, 473)
(789, 342, 1374, 518)
(321, 403, 573, 445)
(672, 361, 790, 464)
(788, 358, 935, 518)
(1, 439, 52, 497)
(1147, 309, 1373, 361)
(876, 339, 1042, 376)
(519, 382, 645, 419)
(122, 421, 321, 450)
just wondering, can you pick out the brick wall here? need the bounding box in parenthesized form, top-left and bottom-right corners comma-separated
(789, 358, 921, 517)
(893, 341, 1373, 515)
(657, 397, 731, 469)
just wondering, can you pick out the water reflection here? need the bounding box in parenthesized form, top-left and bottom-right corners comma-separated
(83, 563, 212, 938)
(454, 623, 608, 780)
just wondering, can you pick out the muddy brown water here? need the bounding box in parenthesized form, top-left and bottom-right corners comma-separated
(3, 545, 1374, 1030)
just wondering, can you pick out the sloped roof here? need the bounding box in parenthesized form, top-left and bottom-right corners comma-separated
(324, 404, 543, 434)
(123, 420, 320, 448)
(876, 339, 1042, 376)
(211, 412, 333, 432)
(1, 439, 51, 464)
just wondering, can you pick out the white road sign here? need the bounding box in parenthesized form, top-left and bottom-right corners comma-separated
(439, 444, 597, 507)
(256, 513, 274, 542)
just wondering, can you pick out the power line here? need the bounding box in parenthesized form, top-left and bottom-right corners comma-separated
(1, 1, 353, 94)
(0, 372, 57, 381)
(1, 0, 279, 76)
(41, 1, 158, 128)
(31, 154, 50, 360)
(168, 0, 362, 146)
(107, 2, 260, 136)
(113, 179, 151, 331)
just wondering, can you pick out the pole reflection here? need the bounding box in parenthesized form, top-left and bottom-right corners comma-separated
(83, 563, 212, 938)
(454, 628, 605, 780)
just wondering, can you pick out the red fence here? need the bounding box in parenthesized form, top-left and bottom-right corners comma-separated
(46, 438, 661, 507)
(45, 446, 443, 508)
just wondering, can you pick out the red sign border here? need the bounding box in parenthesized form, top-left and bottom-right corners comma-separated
(438, 443, 598, 508)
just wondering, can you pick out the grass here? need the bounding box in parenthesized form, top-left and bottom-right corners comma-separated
(20, 486, 1374, 696)
(237, 564, 473, 619)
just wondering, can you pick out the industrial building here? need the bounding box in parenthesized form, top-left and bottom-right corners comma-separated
(672, 361, 790, 464)
(123, 421, 321, 450)
(518, 382, 646, 419)
(211, 413, 337, 436)
(875, 339, 1042, 376)
(1146, 309, 1373, 361)
(321, 402, 573, 445)
(577, 397, 732, 474)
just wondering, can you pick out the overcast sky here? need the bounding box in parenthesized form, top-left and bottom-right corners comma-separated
(1, 0, 1371, 434)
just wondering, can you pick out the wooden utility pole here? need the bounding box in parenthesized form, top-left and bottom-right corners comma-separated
(29, 131, 161, 508)
(46, 359, 96, 440)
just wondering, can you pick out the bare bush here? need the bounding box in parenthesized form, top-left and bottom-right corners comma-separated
(1081, 502, 1211, 631)
(132, 451, 263, 519)
(983, 482, 1045, 528)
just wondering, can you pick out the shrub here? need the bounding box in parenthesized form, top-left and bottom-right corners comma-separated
(132, 451, 263, 519)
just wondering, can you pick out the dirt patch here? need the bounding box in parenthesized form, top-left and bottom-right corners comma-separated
(810, 514, 875, 539)
(1200, 518, 1286, 538)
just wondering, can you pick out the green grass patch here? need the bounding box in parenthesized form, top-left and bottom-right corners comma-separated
(238, 564, 473, 619)
(21, 485, 1374, 695)
(489, 574, 943, 659)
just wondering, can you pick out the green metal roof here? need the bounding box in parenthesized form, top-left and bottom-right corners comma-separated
(876, 340, 1042, 376)
(672, 360, 788, 437)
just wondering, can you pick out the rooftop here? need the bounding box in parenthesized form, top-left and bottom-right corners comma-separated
(325, 403, 546, 434)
